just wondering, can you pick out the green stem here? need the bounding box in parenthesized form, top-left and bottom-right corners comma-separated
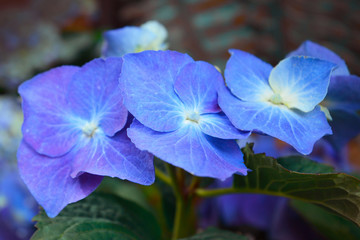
(155, 167, 172, 186)
(172, 198, 184, 240)
(195, 187, 290, 199)
(165, 164, 185, 240)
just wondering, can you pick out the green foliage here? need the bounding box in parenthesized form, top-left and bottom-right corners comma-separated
(291, 200, 360, 240)
(180, 227, 248, 240)
(233, 144, 360, 227)
(31, 193, 161, 240)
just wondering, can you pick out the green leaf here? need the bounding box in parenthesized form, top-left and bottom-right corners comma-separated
(232, 143, 360, 227)
(180, 227, 248, 240)
(291, 200, 360, 240)
(31, 192, 161, 240)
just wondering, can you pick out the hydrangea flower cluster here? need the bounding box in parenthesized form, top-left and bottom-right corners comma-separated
(18, 25, 341, 218)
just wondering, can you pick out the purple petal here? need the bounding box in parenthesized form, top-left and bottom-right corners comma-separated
(225, 49, 274, 102)
(127, 119, 248, 180)
(120, 50, 194, 132)
(18, 66, 81, 157)
(174, 61, 222, 114)
(269, 56, 336, 112)
(199, 112, 250, 139)
(71, 128, 155, 185)
(68, 57, 128, 137)
(287, 40, 350, 76)
(323, 75, 360, 112)
(17, 141, 103, 218)
(218, 87, 332, 155)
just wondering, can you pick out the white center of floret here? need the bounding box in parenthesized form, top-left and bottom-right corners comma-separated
(82, 121, 100, 138)
(185, 111, 201, 124)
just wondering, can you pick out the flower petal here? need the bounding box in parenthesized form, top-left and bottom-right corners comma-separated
(67, 57, 128, 137)
(225, 49, 274, 102)
(102, 26, 156, 57)
(71, 127, 155, 185)
(218, 87, 332, 154)
(17, 141, 103, 218)
(120, 50, 194, 132)
(323, 75, 360, 112)
(18, 66, 81, 157)
(174, 61, 222, 113)
(199, 112, 250, 139)
(287, 40, 350, 76)
(127, 119, 248, 180)
(269, 56, 336, 112)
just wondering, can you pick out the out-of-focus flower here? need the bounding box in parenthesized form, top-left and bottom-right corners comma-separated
(0, 0, 97, 89)
(0, 96, 37, 240)
(0, 160, 37, 240)
(102, 20, 168, 57)
(218, 49, 335, 154)
(121, 50, 250, 180)
(18, 57, 154, 217)
(0, 96, 23, 161)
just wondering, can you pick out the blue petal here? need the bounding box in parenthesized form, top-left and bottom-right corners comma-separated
(287, 40, 350, 76)
(102, 26, 156, 57)
(323, 75, 360, 112)
(218, 87, 332, 154)
(269, 56, 336, 112)
(18, 66, 81, 157)
(67, 57, 128, 137)
(174, 61, 222, 113)
(225, 49, 274, 102)
(199, 112, 250, 139)
(120, 50, 194, 132)
(17, 141, 103, 218)
(127, 119, 248, 180)
(71, 127, 155, 185)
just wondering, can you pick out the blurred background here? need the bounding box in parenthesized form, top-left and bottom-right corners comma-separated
(1, 0, 359, 239)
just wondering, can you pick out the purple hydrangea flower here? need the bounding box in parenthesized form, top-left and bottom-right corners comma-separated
(102, 21, 168, 57)
(17, 57, 154, 217)
(218, 49, 336, 154)
(287, 41, 360, 155)
(120, 50, 250, 180)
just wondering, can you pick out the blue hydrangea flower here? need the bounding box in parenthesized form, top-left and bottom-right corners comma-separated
(102, 21, 168, 57)
(288, 41, 360, 153)
(218, 49, 336, 155)
(17, 57, 154, 217)
(120, 50, 250, 180)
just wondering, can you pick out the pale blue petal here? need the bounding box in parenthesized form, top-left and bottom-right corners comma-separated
(18, 66, 81, 157)
(199, 112, 250, 139)
(225, 49, 274, 102)
(269, 56, 336, 112)
(67, 57, 128, 137)
(287, 40, 350, 76)
(218, 87, 332, 154)
(102, 27, 156, 57)
(127, 120, 248, 180)
(140, 21, 168, 50)
(174, 61, 222, 113)
(323, 75, 360, 112)
(71, 127, 154, 185)
(17, 141, 103, 218)
(120, 50, 194, 132)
